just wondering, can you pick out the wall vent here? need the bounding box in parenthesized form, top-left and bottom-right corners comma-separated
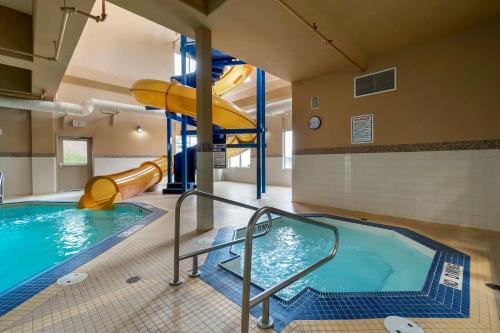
(310, 96, 320, 110)
(354, 67, 396, 98)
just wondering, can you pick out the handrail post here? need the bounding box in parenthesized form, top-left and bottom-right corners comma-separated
(257, 298, 274, 329)
(189, 255, 200, 277)
(241, 207, 266, 333)
(170, 191, 194, 286)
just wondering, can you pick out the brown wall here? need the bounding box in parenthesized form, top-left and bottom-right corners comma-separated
(51, 82, 166, 157)
(0, 64, 32, 155)
(292, 19, 500, 151)
(54, 112, 166, 157)
(0, 5, 32, 60)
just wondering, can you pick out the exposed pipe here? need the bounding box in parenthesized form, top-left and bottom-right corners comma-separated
(0, 95, 165, 117)
(274, 0, 365, 72)
(0, 0, 107, 62)
(53, 10, 71, 61)
(0, 88, 45, 100)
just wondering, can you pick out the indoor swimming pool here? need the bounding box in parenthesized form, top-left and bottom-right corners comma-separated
(0, 201, 164, 316)
(221, 216, 436, 300)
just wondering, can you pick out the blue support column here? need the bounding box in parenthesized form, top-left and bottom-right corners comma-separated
(166, 113, 172, 183)
(260, 70, 266, 193)
(256, 69, 263, 199)
(181, 35, 188, 192)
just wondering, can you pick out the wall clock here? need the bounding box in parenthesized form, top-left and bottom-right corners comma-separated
(308, 116, 321, 130)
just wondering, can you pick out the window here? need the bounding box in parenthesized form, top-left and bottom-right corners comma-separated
(62, 139, 88, 165)
(174, 53, 197, 76)
(228, 150, 251, 168)
(283, 131, 293, 169)
(175, 135, 197, 153)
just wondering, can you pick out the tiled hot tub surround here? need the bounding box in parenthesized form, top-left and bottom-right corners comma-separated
(0, 201, 167, 317)
(199, 214, 470, 332)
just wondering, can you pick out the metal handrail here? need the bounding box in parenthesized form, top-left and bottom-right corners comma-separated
(170, 190, 339, 333)
(241, 207, 340, 332)
(0, 172, 4, 204)
(170, 190, 273, 285)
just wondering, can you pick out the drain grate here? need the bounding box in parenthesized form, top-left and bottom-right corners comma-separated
(384, 316, 425, 333)
(56, 272, 88, 286)
(126, 276, 141, 284)
(486, 283, 500, 291)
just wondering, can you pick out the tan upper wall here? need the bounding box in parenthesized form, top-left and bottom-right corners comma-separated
(292, 19, 500, 150)
(53, 82, 166, 156)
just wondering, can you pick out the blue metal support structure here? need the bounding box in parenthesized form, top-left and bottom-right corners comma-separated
(256, 69, 262, 199)
(258, 69, 266, 193)
(166, 113, 173, 183)
(162, 36, 266, 199)
(180, 35, 188, 192)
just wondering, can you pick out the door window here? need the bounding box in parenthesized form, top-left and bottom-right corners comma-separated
(62, 139, 88, 165)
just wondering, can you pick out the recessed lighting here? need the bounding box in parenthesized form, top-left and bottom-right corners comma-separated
(136, 126, 144, 133)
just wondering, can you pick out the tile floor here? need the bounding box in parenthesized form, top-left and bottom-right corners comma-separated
(1, 182, 499, 332)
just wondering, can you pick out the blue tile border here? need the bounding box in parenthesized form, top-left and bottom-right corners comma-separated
(0, 201, 166, 317)
(199, 214, 470, 332)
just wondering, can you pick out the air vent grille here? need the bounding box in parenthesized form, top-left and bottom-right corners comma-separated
(355, 68, 396, 98)
(310, 96, 320, 110)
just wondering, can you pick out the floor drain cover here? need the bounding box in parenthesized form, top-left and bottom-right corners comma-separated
(56, 272, 88, 286)
(126, 276, 141, 284)
(384, 316, 425, 333)
(197, 238, 213, 245)
(486, 283, 500, 291)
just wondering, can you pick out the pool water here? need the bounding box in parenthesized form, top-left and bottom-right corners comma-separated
(0, 203, 148, 294)
(221, 217, 435, 300)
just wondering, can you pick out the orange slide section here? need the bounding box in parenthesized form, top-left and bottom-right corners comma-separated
(78, 156, 167, 210)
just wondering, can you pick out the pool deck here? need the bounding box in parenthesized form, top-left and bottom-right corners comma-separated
(1, 182, 499, 332)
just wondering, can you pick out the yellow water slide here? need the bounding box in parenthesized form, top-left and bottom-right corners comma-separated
(131, 64, 255, 156)
(78, 65, 253, 209)
(78, 157, 168, 210)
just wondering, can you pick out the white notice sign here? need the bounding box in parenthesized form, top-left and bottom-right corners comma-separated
(213, 144, 227, 169)
(351, 114, 374, 144)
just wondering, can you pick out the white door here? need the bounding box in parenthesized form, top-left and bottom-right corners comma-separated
(57, 137, 93, 192)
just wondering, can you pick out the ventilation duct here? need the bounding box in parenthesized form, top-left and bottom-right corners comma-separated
(0, 96, 164, 117)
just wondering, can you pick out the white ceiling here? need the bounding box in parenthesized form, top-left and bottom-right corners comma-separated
(0, 0, 32, 15)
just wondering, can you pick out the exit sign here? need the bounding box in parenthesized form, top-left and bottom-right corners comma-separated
(72, 119, 85, 128)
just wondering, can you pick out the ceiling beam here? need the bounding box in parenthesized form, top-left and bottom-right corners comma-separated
(31, 0, 96, 98)
(0, 53, 33, 70)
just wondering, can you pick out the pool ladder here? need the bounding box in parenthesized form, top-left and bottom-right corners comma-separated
(170, 190, 340, 333)
(0, 172, 4, 204)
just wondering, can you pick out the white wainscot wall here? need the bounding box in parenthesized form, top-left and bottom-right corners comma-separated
(32, 157, 57, 195)
(293, 150, 500, 231)
(222, 156, 291, 187)
(0, 157, 32, 197)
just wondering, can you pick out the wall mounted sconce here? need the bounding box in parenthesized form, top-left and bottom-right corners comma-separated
(136, 126, 144, 133)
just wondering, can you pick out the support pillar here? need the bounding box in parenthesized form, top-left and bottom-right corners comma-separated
(166, 113, 172, 184)
(180, 35, 188, 192)
(195, 26, 214, 231)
